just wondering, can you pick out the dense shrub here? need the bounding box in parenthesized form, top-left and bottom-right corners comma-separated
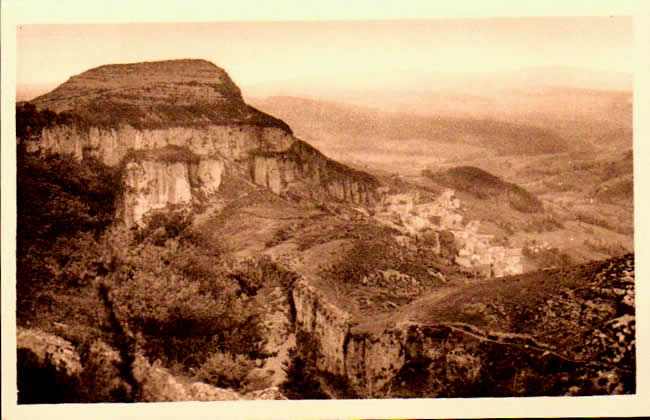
(108, 234, 268, 371)
(438, 230, 460, 260)
(18, 152, 122, 241)
(122, 145, 200, 166)
(16, 102, 89, 141)
(133, 208, 193, 245)
(319, 228, 450, 291)
(523, 246, 573, 269)
(195, 352, 257, 389)
(16, 102, 272, 397)
(16, 148, 122, 323)
(324, 237, 396, 283)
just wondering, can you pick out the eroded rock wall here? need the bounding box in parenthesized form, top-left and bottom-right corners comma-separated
(30, 123, 379, 225)
(122, 160, 192, 226)
(290, 277, 409, 395)
(251, 141, 379, 206)
(286, 254, 636, 397)
(31, 124, 293, 165)
(121, 158, 225, 226)
(28, 124, 294, 225)
(345, 328, 406, 394)
(292, 279, 350, 377)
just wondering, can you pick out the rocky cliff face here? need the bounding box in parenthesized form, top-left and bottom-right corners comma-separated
(26, 59, 379, 225)
(30, 124, 294, 166)
(251, 141, 378, 206)
(287, 254, 635, 397)
(292, 279, 351, 376)
(121, 158, 224, 226)
(290, 275, 409, 395)
(290, 277, 412, 396)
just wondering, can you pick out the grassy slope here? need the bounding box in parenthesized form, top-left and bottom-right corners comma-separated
(202, 193, 634, 366)
(31, 59, 292, 132)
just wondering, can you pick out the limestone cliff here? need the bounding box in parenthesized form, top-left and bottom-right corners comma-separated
(290, 278, 407, 395)
(29, 124, 294, 167)
(287, 254, 635, 397)
(121, 157, 225, 226)
(292, 279, 351, 376)
(25, 59, 380, 225)
(251, 141, 379, 205)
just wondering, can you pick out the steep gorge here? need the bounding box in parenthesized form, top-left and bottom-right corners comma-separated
(17, 252, 635, 400)
(285, 254, 635, 397)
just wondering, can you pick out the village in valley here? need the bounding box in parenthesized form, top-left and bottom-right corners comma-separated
(371, 189, 524, 278)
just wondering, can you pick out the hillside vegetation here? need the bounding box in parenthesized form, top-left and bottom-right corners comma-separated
(16, 107, 287, 402)
(30, 60, 291, 132)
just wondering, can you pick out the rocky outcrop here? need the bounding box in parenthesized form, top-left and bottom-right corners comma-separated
(252, 141, 379, 205)
(291, 277, 410, 395)
(24, 59, 380, 225)
(345, 328, 406, 394)
(123, 160, 193, 225)
(16, 328, 84, 404)
(287, 254, 636, 397)
(30, 124, 293, 167)
(121, 157, 224, 226)
(16, 327, 287, 403)
(17, 328, 83, 376)
(292, 279, 351, 376)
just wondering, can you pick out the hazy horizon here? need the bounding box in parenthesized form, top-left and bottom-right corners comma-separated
(17, 17, 633, 100)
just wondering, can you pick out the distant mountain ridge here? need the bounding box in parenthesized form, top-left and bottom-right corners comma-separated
(20, 65, 632, 103)
(250, 95, 573, 157)
(249, 83, 632, 170)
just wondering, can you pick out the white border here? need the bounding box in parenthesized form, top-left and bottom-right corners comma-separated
(2, 1, 649, 419)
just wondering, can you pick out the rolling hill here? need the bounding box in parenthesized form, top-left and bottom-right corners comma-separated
(250, 95, 573, 159)
(426, 166, 543, 213)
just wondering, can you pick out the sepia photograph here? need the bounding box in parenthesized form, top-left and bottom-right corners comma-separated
(2, 1, 648, 419)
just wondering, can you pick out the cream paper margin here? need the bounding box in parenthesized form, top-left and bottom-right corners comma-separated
(1, 1, 648, 419)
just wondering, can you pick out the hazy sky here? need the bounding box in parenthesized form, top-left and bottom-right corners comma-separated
(17, 17, 633, 92)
